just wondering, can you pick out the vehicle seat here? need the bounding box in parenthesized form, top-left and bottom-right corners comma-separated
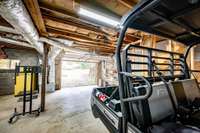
(131, 82, 200, 132)
(169, 79, 200, 105)
(148, 82, 176, 123)
(169, 79, 200, 127)
(132, 82, 176, 129)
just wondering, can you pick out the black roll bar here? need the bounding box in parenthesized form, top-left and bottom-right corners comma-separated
(116, 1, 161, 132)
(184, 43, 200, 78)
(116, 0, 200, 132)
(120, 72, 153, 102)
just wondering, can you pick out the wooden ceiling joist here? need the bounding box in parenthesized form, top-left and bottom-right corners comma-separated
(40, 6, 109, 35)
(118, 0, 137, 9)
(48, 33, 115, 50)
(18, 0, 142, 55)
(46, 26, 113, 46)
(23, 0, 47, 36)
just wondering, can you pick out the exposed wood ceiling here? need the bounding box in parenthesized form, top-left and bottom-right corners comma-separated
(0, 0, 160, 55)
(22, 0, 142, 55)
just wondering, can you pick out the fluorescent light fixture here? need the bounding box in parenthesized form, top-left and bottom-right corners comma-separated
(78, 7, 120, 27)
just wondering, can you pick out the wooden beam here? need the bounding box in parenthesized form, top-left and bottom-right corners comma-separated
(124, 34, 139, 43)
(48, 32, 115, 50)
(39, 2, 111, 31)
(43, 16, 115, 42)
(40, 8, 108, 35)
(118, 0, 137, 9)
(47, 28, 115, 47)
(23, 0, 47, 36)
(191, 47, 195, 70)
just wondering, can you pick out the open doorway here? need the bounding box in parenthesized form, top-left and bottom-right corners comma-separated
(61, 61, 97, 88)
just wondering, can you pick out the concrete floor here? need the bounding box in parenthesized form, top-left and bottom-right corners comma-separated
(0, 86, 109, 133)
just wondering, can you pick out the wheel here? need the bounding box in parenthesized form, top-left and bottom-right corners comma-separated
(35, 108, 40, 117)
(8, 118, 13, 124)
(91, 105, 99, 118)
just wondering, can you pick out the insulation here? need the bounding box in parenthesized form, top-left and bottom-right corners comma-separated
(0, 0, 43, 53)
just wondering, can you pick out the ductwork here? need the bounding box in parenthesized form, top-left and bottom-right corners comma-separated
(39, 37, 74, 50)
(0, 25, 19, 34)
(51, 38, 74, 47)
(40, 37, 86, 55)
(40, 37, 112, 60)
(0, 36, 35, 49)
(48, 46, 62, 60)
(0, 0, 43, 54)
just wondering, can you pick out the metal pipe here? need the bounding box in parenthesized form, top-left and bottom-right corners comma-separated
(120, 72, 152, 102)
(0, 0, 43, 54)
(116, 26, 128, 133)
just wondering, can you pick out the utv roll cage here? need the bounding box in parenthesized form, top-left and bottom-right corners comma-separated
(116, 0, 200, 132)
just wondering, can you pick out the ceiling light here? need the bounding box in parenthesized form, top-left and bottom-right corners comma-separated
(78, 7, 120, 27)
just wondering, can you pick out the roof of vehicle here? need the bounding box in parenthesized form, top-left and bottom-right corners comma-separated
(121, 0, 200, 45)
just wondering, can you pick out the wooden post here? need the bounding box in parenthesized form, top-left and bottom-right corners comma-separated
(191, 47, 195, 70)
(96, 61, 102, 86)
(151, 35, 157, 48)
(41, 43, 49, 112)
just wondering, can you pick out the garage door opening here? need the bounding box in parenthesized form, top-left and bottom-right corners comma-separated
(61, 61, 97, 88)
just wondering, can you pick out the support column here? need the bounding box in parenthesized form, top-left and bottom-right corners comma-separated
(55, 59, 62, 90)
(191, 47, 195, 70)
(47, 59, 55, 92)
(41, 43, 49, 112)
(96, 61, 102, 86)
(47, 47, 62, 92)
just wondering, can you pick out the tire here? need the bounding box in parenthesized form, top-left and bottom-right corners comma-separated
(91, 105, 99, 118)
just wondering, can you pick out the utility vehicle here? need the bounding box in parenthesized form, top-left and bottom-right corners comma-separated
(91, 0, 200, 132)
